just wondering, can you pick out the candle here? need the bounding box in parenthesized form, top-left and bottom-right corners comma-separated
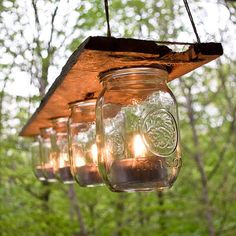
(72, 143, 103, 187)
(107, 134, 168, 191)
(35, 166, 46, 181)
(59, 166, 74, 184)
(75, 164, 103, 187)
(109, 157, 168, 191)
(44, 167, 57, 182)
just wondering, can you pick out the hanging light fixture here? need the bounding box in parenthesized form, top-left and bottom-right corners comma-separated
(20, 0, 223, 193)
(51, 117, 74, 184)
(96, 67, 181, 192)
(68, 99, 103, 187)
(39, 127, 57, 182)
(31, 135, 46, 182)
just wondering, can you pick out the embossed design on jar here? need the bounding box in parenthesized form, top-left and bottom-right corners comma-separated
(166, 157, 181, 168)
(107, 131, 124, 158)
(141, 109, 178, 157)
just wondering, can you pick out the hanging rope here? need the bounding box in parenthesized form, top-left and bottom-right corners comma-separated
(104, 0, 111, 37)
(183, 0, 201, 43)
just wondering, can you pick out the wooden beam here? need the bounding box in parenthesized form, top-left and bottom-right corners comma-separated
(20, 36, 223, 137)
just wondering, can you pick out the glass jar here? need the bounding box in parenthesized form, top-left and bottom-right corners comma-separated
(96, 67, 181, 192)
(31, 135, 46, 182)
(51, 117, 74, 184)
(40, 127, 57, 182)
(68, 99, 103, 187)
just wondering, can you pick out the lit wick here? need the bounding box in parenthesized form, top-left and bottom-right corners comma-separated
(58, 153, 74, 184)
(35, 165, 46, 181)
(110, 134, 168, 192)
(91, 144, 98, 163)
(74, 144, 103, 187)
(133, 134, 147, 158)
(44, 159, 57, 182)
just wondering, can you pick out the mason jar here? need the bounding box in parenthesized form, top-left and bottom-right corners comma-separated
(51, 117, 74, 184)
(68, 99, 103, 187)
(40, 127, 57, 182)
(96, 67, 181, 192)
(31, 135, 46, 182)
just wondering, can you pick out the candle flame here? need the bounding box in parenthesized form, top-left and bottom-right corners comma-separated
(133, 134, 147, 158)
(59, 153, 69, 168)
(75, 154, 86, 167)
(36, 165, 43, 169)
(44, 160, 54, 169)
(91, 144, 98, 163)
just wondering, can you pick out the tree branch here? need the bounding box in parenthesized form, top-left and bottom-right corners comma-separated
(180, 79, 215, 236)
(208, 107, 236, 180)
(47, 3, 59, 53)
(68, 185, 87, 236)
(31, 0, 42, 58)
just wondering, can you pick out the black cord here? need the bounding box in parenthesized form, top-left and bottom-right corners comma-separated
(183, 0, 201, 43)
(103, 0, 199, 43)
(104, 0, 111, 37)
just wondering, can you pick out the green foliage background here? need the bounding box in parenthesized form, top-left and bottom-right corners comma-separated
(0, 0, 236, 235)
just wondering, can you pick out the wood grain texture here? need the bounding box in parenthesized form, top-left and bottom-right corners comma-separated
(20, 36, 223, 137)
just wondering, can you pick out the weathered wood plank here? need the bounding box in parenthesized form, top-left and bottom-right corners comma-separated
(20, 36, 223, 137)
